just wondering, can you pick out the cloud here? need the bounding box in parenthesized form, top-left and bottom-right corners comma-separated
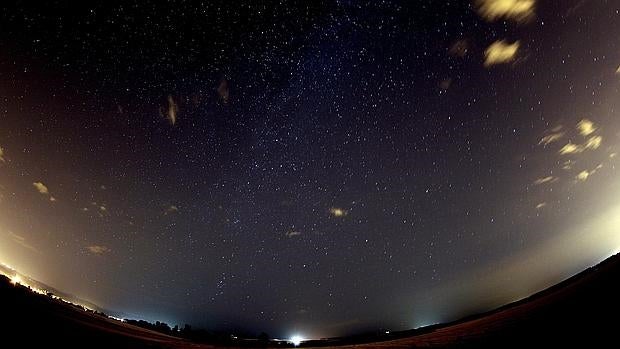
(217, 79, 230, 104)
(535, 202, 547, 209)
(285, 231, 302, 238)
(439, 78, 453, 91)
(557, 120, 602, 155)
(49, 196, 57, 202)
(577, 119, 597, 136)
(32, 182, 49, 195)
(575, 164, 604, 182)
(448, 39, 470, 57)
(584, 136, 602, 150)
(533, 176, 558, 185)
(562, 160, 575, 170)
(0, 147, 5, 163)
(484, 40, 520, 67)
(576, 170, 590, 182)
(616, 65, 620, 75)
(559, 136, 602, 155)
(167, 95, 178, 125)
(329, 207, 348, 217)
(476, 0, 536, 23)
(558, 142, 580, 155)
(4, 231, 39, 253)
(164, 205, 179, 215)
(538, 132, 565, 146)
(87, 245, 111, 255)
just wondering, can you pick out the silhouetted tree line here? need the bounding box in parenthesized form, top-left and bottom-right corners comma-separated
(122, 319, 282, 346)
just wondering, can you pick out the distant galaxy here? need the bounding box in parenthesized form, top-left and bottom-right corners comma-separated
(0, 0, 619, 339)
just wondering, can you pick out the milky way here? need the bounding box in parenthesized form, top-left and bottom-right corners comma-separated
(0, 0, 619, 338)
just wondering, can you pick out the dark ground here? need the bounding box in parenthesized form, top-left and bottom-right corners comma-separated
(2, 253, 620, 348)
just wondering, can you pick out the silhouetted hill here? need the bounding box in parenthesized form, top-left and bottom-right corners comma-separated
(2, 253, 620, 348)
(307, 252, 620, 348)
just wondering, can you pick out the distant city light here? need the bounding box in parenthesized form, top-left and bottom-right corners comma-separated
(10, 275, 21, 285)
(290, 335, 304, 346)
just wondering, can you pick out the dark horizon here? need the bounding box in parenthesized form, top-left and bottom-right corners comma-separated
(1, 0, 619, 339)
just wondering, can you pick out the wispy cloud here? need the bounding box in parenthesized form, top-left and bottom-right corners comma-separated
(562, 160, 575, 170)
(476, 0, 536, 23)
(87, 245, 111, 255)
(164, 205, 179, 215)
(533, 176, 558, 185)
(285, 230, 302, 238)
(484, 40, 520, 67)
(539, 132, 564, 146)
(439, 78, 453, 91)
(218, 79, 230, 104)
(4, 231, 39, 253)
(536, 202, 547, 209)
(449, 39, 470, 58)
(167, 95, 178, 125)
(0, 147, 5, 163)
(32, 182, 49, 195)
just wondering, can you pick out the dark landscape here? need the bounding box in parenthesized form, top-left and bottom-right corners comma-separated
(2, 1, 620, 348)
(2, 252, 620, 348)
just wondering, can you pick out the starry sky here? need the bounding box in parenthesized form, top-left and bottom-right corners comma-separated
(1, 0, 620, 339)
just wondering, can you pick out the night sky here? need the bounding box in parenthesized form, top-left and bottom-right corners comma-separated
(1, 0, 620, 339)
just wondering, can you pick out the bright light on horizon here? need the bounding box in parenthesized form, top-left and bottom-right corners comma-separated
(290, 335, 304, 346)
(10, 274, 21, 285)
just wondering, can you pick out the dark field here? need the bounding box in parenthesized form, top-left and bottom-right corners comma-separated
(2, 253, 620, 348)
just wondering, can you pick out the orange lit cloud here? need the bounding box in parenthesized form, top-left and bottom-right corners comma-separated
(484, 40, 520, 67)
(577, 119, 597, 136)
(559, 136, 602, 155)
(575, 164, 603, 182)
(584, 136, 602, 149)
(533, 176, 558, 185)
(476, 0, 536, 23)
(87, 245, 111, 255)
(32, 182, 49, 195)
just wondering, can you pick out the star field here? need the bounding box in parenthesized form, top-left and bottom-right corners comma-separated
(1, 0, 620, 338)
